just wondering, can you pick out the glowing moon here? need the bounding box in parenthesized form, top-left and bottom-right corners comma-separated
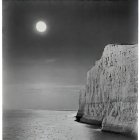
(36, 21, 47, 33)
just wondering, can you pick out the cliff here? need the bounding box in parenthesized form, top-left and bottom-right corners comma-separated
(76, 44, 138, 136)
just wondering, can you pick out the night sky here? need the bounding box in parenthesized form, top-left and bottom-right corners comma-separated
(3, 0, 138, 110)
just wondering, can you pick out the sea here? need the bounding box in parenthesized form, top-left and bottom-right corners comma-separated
(3, 110, 137, 140)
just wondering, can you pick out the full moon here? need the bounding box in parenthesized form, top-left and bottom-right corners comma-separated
(36, 21, 47, 33)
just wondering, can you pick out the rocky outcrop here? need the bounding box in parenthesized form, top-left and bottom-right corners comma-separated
(76, 90, 86, 121)
(76, 44, 138, 136)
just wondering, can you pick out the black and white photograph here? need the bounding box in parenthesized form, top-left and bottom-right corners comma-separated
(3, 0, 138, 139)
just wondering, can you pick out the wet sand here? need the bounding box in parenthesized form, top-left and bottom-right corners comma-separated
(3, 110, 137, 140)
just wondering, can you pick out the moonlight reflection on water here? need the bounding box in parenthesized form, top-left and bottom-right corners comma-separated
(3, 110, 136, 140)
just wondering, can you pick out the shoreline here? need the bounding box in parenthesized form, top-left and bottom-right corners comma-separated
(75, 116, 137, 138)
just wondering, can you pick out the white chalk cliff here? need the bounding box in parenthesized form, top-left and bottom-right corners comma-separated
(76, 44, 138, 136)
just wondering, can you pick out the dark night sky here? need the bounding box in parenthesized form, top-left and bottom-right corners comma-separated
(3, 0, 138, 110)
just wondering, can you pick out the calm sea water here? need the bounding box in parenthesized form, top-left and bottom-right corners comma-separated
(3, 110, 137, 140)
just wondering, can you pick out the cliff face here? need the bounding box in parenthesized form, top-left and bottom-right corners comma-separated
(77, 44, 138, 135)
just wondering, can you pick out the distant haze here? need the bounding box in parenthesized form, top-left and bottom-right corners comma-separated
(3, 0, 138, 110)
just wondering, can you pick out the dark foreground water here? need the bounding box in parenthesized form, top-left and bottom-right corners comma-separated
(3, 110, 137, 140)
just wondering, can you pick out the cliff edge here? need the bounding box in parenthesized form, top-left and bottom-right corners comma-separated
(76, 44, 138, 136)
